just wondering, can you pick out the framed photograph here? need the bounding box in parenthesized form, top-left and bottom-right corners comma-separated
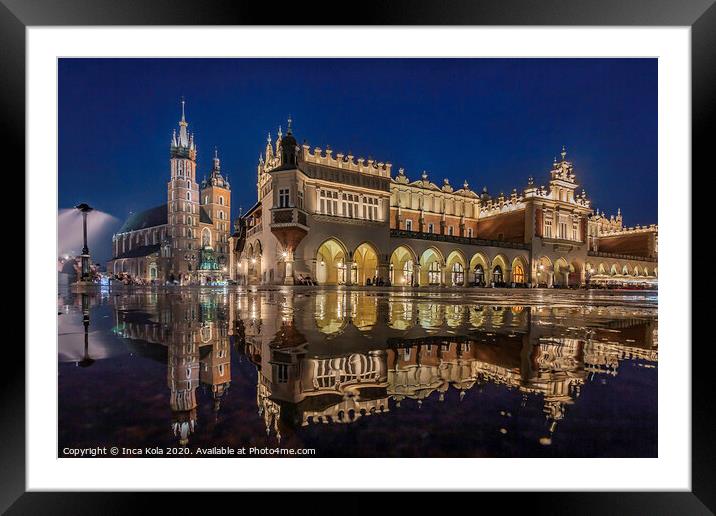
(7, 0, 708, 512)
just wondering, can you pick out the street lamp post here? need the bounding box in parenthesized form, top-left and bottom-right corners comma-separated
(75, 203, 94, 282)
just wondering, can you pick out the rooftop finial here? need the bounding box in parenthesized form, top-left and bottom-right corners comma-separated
(277, 125, 283, 139)
(181, 96, 186, 122)
(561, 145, 567, 160)
(287, 114, 293, 134)
(267, 131, 272, 144)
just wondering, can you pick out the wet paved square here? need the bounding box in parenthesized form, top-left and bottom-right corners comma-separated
(58, 286, 657, 457)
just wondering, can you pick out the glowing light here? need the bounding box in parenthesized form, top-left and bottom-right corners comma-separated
(281, 251, 288, 258)
(251, 258, 256, 264)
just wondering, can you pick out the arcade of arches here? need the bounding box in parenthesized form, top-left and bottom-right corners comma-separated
(312, 239, 541, 287)
(256, 237, 656, 287)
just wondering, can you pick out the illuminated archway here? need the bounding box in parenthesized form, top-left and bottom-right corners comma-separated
(469, 252, 489, 286)
(511, 256, 528, 285)
(353, 242, 379, 285)
(536, 256, 553, 286)
(491, 254, 509, 286)
(316, 238, 348, 285)
(446, 250, 467, 287)
(569, 261, 582, 287)
(390, 245, 417, 286)
(553, 257, 570, 287)
(419, 247, 444, 286)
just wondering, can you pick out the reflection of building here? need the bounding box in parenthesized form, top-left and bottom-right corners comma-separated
(111, 291, 232, 446)
(106, 288, 657, 445)
(107, 101, 231, 284)
(234, 121, 657, 287)
(233, 291, 657, 441)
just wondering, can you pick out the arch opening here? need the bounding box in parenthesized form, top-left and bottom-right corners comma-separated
(316, 238, 348, 285)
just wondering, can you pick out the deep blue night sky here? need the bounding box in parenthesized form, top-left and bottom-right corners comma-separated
(59, 58, 657, 260)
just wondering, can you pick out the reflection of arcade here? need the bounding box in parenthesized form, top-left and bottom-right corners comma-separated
(112, 291, 234, 446)
(236, 292, 657, 444)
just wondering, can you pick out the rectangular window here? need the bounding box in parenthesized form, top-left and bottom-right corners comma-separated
(276, 364, 289, 384)
(544, 218, 552, 238)
(559, 221, 567, 239)
(406, 219, 413, 231)
(279, 188, 289, 208)
(428, 223, 434, 234)
(467, 228, 473, 238)
(448, 226, 454, 236)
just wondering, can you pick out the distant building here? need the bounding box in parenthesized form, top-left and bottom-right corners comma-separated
(234, 119, 657, 287)
(108, 102, 232, 284)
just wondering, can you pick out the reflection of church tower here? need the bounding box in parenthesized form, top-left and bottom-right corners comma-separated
(200, 336, 232, 418)
(168, 99, 200, 278)
(167, 326, 200, 446)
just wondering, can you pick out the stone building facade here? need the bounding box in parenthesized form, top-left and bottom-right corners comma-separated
(108, 102, 232, 284)
(234, 121, 657, 288)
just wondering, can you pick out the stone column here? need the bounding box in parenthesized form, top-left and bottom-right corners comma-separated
(284, 250, 295, 285)
(378, 262, 390, 286)
(344, 261, 354, 286)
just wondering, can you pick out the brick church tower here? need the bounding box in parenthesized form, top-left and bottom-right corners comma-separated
(167, 99, 201, 280)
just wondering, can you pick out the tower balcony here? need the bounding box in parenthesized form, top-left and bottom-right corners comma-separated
(270, 207, 309, 250)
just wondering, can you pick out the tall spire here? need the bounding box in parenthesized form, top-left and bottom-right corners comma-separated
(213, 147, 220, 172)
(561, 145, 567, 161)
(177, 98, 189, 148)
(286, 114, 293, 135)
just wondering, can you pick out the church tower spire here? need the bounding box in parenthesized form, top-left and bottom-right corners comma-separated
(168, 98, 200, 279)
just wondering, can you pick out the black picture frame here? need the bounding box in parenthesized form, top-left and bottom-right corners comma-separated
(5, 0, 708, 512)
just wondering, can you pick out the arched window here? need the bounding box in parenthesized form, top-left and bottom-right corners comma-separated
(428, 261, 441, 285)
(219, 196, 224, 205)
(219, 211, 224, 220)
(403, 260, 414, 285)
(451, 262, 464, 286)
(474, 264, 484, 285)
(186, 181, 190, 189)
(186, 192, 191, 201)
(493, 265, 503, 284)
(513, 264, 525, 283)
